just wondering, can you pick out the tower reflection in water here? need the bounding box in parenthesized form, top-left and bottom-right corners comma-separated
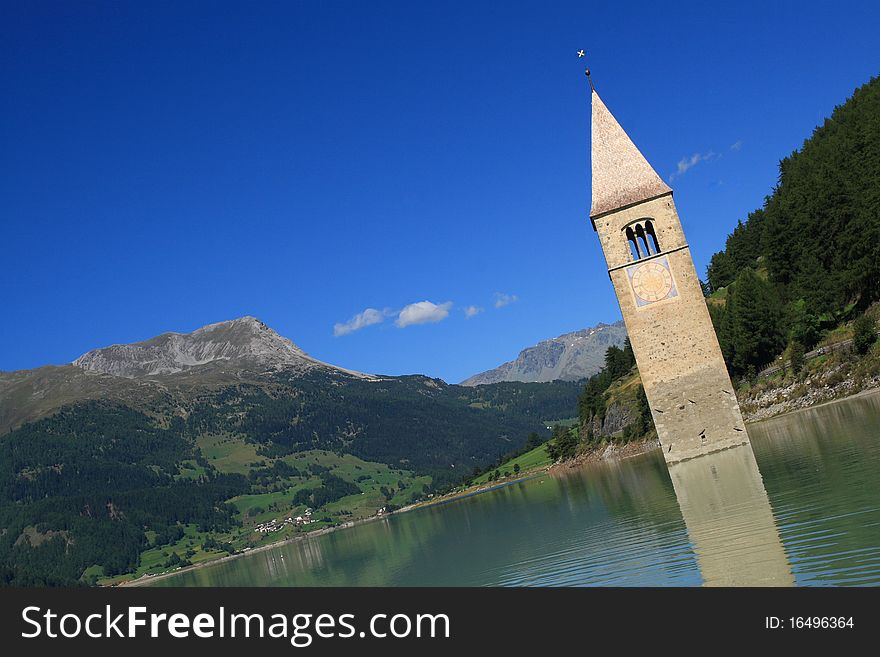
(668, 443, 794, 586)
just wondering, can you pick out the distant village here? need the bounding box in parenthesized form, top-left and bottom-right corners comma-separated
(254, 508, 315, 534)
(253, 506, 392, 534)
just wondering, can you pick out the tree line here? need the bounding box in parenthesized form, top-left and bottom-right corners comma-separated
(705, 76, 880, 377)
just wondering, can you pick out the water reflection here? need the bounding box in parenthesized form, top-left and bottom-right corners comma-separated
(748, 392, 880, 586)
(668, 444, 794, 586)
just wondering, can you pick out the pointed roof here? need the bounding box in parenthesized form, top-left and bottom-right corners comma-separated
(590, 90, 671, 217)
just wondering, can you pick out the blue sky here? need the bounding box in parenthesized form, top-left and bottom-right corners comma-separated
(2, 1, 878, 383)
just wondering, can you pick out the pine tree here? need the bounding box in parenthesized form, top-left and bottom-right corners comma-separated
(788, 339, 806, 376)
(853, 314, 877, 354)
(728, 269, 785, 376)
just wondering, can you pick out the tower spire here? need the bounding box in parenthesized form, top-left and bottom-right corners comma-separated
(590, 89, 671, 218)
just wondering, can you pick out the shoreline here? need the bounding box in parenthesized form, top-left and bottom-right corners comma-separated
(121, 384, 880, 587)
(746, 382, 880, 422)
(122, 474, 552, 587)
(122, 510, 401, 587)
(547, 435, 660, 473)
(740, 367, 880, 423)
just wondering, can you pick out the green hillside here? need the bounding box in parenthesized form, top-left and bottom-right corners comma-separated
(0, 367, 581, 586)
(706, 75, 880, 377)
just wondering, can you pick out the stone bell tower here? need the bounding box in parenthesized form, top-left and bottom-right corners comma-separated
(588, 85, 748, 463)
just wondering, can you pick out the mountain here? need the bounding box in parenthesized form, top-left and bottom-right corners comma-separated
(72, 316, 369, 379)
(0, 316, 371, 434)
(0, 317, 579, 450)
(461, 321, 628, 386)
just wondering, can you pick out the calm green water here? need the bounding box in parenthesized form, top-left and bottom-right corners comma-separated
(150, 391, 880, 587)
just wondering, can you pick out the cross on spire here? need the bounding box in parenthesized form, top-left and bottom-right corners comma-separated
(577, 49, 595, 92)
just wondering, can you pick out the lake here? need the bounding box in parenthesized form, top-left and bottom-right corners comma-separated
(148, 390, 880, 587)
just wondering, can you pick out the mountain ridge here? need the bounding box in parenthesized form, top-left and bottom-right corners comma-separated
(71, 316, 372, 380)
(0, 316, 582, 447)
(0, 316, 378, 435)
(461, 320, 627, 386)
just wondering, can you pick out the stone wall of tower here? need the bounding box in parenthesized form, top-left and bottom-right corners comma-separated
(594, 194, 748, 463)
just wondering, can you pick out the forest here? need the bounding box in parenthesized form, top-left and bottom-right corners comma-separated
(705, 76, 880, 378)
(184, 372, 580, 485)
(0, 402, 248, 586)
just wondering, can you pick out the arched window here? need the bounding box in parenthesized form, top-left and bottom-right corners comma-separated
(625, 226, 641, 260)
(645, 220, 661, 254)
(634, 223, 652, 256)
(623, 219, 661, 261)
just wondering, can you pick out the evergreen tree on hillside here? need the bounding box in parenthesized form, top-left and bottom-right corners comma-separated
(546, 425, 578, 462)
(707, 210, 767, 292)
(603, 340, 635, 380)
(853, 314, 878, 355)
(786, 299, 822, 350)
(577, 341, 636, 425)
(723, 269, 786, 376)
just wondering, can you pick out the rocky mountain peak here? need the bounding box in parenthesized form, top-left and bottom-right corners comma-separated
(460, 320, 628, 385)
(72, 316, 367, 379)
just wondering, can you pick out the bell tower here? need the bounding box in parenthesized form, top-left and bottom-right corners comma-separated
(588, 86, 748, 463)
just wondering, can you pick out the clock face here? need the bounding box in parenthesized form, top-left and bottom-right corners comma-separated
(626, 256, 678, 307)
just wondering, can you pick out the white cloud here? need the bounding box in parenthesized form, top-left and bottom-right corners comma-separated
(463, 305, 483, 318)
(395, 301, 453, 328)
(668, 151, 718, 182)
(668, 143, 742, 183)
(493, 293, 518, 309)
(333, 308, 385, 337)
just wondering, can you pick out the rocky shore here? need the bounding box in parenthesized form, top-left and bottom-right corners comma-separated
(549, 436, 660, 472)
(739, 360, 880, 423)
